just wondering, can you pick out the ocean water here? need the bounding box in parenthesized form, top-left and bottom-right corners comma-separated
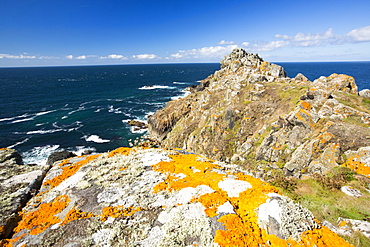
(1, 62, 369, 165)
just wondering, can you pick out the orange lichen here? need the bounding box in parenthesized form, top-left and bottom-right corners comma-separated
(13, 195, 70, 235)
(100, 206, 142, 221)
(344, 155, 370, 177)
(300, 101, 312, 111)
(0, 234, 26, 247)
(61, 207, 94, 226)
(152, 154, 225, 193)
(107, 147, 133, 157)
(193, 191, 228, 217)
(43, 154, 100, 190)
(151, 152, 352, 247)
(339, 220, 347, 227)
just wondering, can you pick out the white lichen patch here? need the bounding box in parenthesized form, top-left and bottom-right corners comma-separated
(218, 178, 252, 197)
(146, 203, 214, 246)
(92, 229, 112, 247)
(216, 201, 235, 215)
(54, 171, 86, 192)
(138, 150, 172, 167)
(258, 197, 282, 226)
(97, 187, 125, 203)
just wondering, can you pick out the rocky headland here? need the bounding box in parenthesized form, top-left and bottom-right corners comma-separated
(1, 48, 370, 246)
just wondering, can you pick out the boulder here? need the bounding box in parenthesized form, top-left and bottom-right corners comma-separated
(1, 147, 351, 246)
(46, 151, 76, 167)
(359, 89, 370, 98)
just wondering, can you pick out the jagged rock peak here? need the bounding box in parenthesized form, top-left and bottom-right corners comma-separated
(219, 48, 286, 78)
(220, 48, 263, 69)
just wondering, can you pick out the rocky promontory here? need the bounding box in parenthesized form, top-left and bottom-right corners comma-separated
(1, 48, 370, 246)
(148, 48, 370, 180)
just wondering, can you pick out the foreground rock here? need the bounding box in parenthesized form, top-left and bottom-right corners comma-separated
(2, 147, 351, 246)
(0, 148, 49, 239)
(148, 48, 370, 180)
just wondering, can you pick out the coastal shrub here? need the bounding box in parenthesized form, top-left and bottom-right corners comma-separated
(313, 167, 355, 190)
(269, 172, 297, 193)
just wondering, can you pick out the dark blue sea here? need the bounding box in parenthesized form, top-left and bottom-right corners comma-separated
(0, 62, 369, 165)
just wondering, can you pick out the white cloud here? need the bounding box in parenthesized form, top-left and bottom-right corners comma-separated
(168, 45, 238, 60)
(0, 54, 36, 59)
(273, 28, 336, 48)
(132, 54, 158, 60)
(241, 42, 250, 47)
(218, 40, 235, 45)
(38, 56, 60, 59)
(100, 54, 128, 59)
(345, 26, 370, 42)
(252, 40, 290, 51)
(76, 55, 87, 60)
(65, 55, 73, 59)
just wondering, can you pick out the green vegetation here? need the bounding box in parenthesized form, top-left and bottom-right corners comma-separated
(277, 84, 309, 110)
(269, 167, 370, 247)
(362, 98, 370, 111)
(343, 116, 369, 128)
(334, 91, 370, 114)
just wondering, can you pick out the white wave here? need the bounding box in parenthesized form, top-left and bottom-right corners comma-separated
(11, 117, 35, 123)
(35, 110, 56, 116)
(84, 135, 110, 143)
(7, 138, 30, 149)
(61, 116, 68, 119)
(130, 127, 148, 134)
(171, 90, 191, 100)
(0, 116, 18, 122)
(0, 113, 30, 122)
(5, 110, 56, 124)
(108, 105, 123, 114)
(138, 85, 175, 90)
(68, 106, 85, 115)
(72, 146, 97, 156)
(27, 129, 63, 135)
(22, 145, 61, 166)
(173, 81, 187, 84)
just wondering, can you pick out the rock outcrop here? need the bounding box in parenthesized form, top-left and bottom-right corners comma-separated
(148, 48, 370, 180)
(0, 149, 49, 240)
(1, 147, 352, 246)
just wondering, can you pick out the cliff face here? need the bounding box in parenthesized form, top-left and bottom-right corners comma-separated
(148, 48, 370, 179)
(1, 147, 352, 246)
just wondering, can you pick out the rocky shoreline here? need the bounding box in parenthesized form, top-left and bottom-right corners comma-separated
(1, 48, 370, 246)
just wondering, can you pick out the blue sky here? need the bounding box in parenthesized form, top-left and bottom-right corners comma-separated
(1, 0, 370, 67)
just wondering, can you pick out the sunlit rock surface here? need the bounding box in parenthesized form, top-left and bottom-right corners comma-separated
(1, 147, 351, 246)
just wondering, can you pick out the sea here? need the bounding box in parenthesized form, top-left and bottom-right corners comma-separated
(1, 62, 369, 165)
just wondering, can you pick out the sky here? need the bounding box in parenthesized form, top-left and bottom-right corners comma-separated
(1, 0, 370, 67)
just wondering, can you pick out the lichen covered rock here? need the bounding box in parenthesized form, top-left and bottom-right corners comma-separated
(2, 147, 351, 246)
(0, 148, 49, 239)
(148, 48, 370, 180)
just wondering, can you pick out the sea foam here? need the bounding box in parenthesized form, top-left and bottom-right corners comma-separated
(84, 135, 110, 143)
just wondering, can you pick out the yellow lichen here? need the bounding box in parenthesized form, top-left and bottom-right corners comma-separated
(43, 154, 100, 190)
(151, 152, 352, 247)
(61, 207, 94, 226)
(13, 195, 70, 235)
(107, 147, 133, 157)
(344, 154, 370, 177)
(100, 206, 142, 222)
